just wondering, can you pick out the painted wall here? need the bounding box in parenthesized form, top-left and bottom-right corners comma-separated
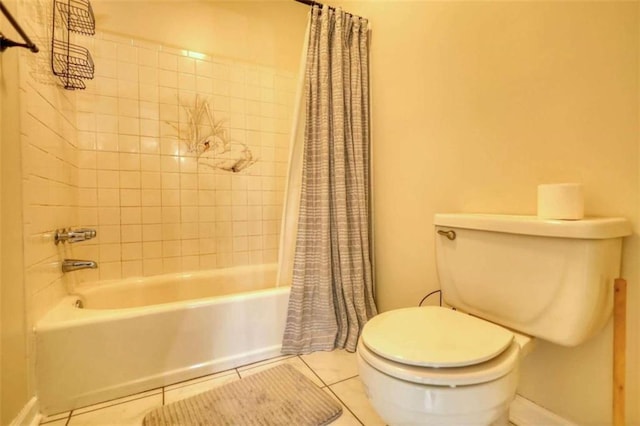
(0, 1, 30, 423)
(335, 1, 638, 424)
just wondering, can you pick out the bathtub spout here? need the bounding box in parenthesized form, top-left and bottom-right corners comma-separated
(62, 259, 98, 273)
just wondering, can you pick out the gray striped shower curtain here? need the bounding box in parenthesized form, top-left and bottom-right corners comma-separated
(281, 5, 378, 354)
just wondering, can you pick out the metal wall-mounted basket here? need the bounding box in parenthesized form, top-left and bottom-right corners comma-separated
(51, 0, 95, 90)
(54, 0, 95, 35)
(51, 39, 94, 89)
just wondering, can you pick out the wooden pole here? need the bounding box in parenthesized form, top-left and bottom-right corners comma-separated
(613, 278, 627, 426)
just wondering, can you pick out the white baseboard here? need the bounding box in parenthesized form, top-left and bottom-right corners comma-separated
(510, 395, 577, 426)
(9, 396, 41, 426)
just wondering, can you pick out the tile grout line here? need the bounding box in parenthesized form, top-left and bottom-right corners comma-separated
(297, 355, 330, 388)
(296, 355, 371, 425)
(324, 373, 359, 388)
(325, 384, 365, 426)
(64, 390, 163, 419)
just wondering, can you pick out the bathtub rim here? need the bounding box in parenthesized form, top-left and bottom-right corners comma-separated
(36, 284, 290, 332)
(74, 263, 278, 294)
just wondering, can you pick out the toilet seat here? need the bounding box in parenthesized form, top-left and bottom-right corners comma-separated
(359, 306, 520, 386)
(362, 306, 514, 367)
(358, 338, 520, 387)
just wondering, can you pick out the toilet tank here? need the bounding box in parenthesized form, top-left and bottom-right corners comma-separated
(434, 214, 631, 346)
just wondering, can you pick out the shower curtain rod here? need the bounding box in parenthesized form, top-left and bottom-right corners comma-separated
(293, 0, 362, 19)
(0, 1, 39, 52)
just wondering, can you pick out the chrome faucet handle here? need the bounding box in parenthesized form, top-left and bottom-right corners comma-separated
(55, 228, 97, 244)
(68, 228, 97, 242)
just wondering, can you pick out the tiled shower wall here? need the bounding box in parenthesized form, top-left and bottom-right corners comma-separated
(19, 0, 80, 323)
(70, 32, 296, 283)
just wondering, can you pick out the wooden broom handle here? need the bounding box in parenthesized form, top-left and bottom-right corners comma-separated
(613, 278, 627, 426)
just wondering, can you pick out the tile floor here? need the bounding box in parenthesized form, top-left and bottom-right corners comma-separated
(39, 350, 385, 426)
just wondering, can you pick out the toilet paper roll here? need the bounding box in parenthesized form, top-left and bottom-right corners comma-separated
(537, 183, 584, 220)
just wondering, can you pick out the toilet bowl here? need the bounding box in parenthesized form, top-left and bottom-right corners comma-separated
(356, 213, 630, 426)
(357, 306, 530, 426)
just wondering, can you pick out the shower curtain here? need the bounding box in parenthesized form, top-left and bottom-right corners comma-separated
(280, 5, 377, 354)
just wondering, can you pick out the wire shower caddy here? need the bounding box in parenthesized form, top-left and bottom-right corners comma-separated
(51, 0, 95, 90)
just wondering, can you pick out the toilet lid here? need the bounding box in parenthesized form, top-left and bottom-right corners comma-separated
(361, 306, 514, 368)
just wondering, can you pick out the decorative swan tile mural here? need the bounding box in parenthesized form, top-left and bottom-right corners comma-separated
(166, 96, 258, 173)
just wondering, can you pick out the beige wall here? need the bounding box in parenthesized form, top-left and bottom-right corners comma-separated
(1, 33, 3, 424)
(1, 12, 4, 422)
(337, 0, 639, 424)
(0, 0, 30, 423)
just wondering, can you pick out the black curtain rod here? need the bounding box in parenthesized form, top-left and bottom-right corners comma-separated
(294, 0, 336, 11)
(0, 1, 39, 53)
(293, 0, 363, 19)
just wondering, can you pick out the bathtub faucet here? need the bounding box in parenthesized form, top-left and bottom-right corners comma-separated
(62, 259, 98, 273)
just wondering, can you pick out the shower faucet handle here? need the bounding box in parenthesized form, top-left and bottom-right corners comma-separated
(55, 228, 97, 244)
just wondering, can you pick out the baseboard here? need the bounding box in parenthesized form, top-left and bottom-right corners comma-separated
(9, 396, 41, 426)
(510, 395, 577, 426)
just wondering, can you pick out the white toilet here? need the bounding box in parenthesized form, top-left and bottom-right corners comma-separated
(357, 213, 631, 425)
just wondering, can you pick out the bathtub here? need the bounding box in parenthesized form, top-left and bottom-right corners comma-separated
(35, 264, 290, 415)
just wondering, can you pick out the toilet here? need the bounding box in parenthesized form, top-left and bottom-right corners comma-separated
(357, 213, 631, 426)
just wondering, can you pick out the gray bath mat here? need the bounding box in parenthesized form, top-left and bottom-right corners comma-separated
(142, 363, 342, 426)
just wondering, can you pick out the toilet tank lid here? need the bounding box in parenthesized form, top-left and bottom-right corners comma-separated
(434, 213, 632, 239)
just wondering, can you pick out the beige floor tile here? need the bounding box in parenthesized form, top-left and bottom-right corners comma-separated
(164, 370, 240, 404)
(323, 388, 363, 426)
(300, 349, 359, 385)
(72, 389, 161, 415)
(238, 356, 324, 387)
(330, 377, 385, 426)
(40, 411, 70, 424)
(39, 419, 68, 426)
(67, 393, 162, 426)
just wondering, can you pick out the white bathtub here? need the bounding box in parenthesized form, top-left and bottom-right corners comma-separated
(35, 264, 290, 415)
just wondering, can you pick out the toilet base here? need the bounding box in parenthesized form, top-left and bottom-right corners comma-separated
(357, 350, 518, 426)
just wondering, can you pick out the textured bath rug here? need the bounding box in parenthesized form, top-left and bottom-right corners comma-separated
(142, 363, 342, 426)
